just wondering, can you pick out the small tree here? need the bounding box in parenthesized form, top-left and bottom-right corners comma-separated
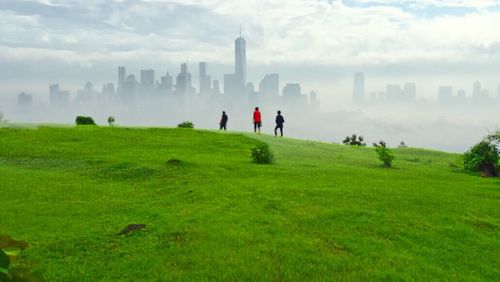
(107, 116, 116, 126)
(177, 121, 194, 128)
(343, 134, 366, 146)
(463, 140, 499, 177)
(251, 143, 275, 164)
(399, 141, 407, 148)
(75, 116, 96, 125)
(373, 141, 395, 168)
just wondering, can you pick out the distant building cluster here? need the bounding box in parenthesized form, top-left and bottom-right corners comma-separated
(353, 72, 418, 105)
(438, 81, 498, 106)
(352, 72, 500, 107)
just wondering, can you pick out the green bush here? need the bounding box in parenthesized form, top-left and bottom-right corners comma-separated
(374, 141, 394, 168)
(343, 134, 366, 146)
(177, 121, 194, 129)
(75, 116, 96, 125)
(463, 140, 499, 177)
(251, 143, 275, 164)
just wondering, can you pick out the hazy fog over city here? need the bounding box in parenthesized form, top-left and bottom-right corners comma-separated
(1, 0, 500, 152)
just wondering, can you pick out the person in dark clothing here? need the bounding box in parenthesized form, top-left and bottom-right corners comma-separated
(220, 111, 228, 130)
(275, 110, 285, 137)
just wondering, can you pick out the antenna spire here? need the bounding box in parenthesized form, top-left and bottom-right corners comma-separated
(239, 24, 242, 38)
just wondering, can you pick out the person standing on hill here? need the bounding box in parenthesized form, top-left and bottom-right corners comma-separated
(253, 107, 262, 133)
(274, 110, 285, 137)
(220, 111, 228, 131)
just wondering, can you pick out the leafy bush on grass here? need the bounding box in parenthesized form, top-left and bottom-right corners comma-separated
(251, 143, 275, 164)
(107, 116, 115, 126)
(177, 121, 194, 129)
(343, 134, 366, 146)
(373, 141, 395, 168)
(463, 140, 499, 177)
(75, 116, 96, 125)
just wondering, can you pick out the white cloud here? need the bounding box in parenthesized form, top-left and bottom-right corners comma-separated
(0, 0, 500, 70)
(351, 0, 500, 8)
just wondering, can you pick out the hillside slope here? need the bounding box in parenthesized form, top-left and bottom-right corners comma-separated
(0, 126, 499, 281)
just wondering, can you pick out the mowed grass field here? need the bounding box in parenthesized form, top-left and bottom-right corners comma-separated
(0, 126, 499, 281)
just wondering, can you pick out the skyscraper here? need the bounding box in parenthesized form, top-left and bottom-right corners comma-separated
(159, 72, 173, 92)
(49, 84, 69, 107)
(122, 75, 137, 104)
(310, 91, 320, 111)
(235, 29, 246, 92)
(101, 83, 116, 100)
(118, 66, 126, 95)
(224, 74, 236, 95)
(199, 62, 211, 95)
(259, 73, 279, 97)
(212, 80, 221, 95)
(49, 83, 60, 106)
(176, 63, 192, 96)
(353, 72, 365, 105)
(386, 84, 402, 102)
(438, 86, 453, 103)
(282, 83, 301, 98)
(49, 84, 69, 108)
(140, 69, 155, 93)
(18, 92, 33, 108)
(403, 82, 416, 101)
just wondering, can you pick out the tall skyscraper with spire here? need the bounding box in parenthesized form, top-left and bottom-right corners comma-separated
(234, 26, 246, 93)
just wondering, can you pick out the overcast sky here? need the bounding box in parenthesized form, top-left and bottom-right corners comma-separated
(1, 0, 500, 106)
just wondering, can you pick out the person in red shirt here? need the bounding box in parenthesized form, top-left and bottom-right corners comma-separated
(253, 107, 262, 133)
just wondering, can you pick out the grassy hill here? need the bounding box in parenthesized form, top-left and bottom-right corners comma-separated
(0, 126, 498, 281)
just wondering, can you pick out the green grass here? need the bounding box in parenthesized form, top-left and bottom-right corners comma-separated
(0, 126, 499, 281)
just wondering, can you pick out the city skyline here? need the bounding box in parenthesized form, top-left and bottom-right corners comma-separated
(2, 0, 500, 105)
(1, 0, 500, 153)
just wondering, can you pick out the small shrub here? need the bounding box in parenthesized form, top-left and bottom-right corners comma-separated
(343, 134, 366, 146)
(107, 116, 115, 126)
(374, 141, 394, 168)
(251, 143, 275, 164)
(463, 140, 499, 177)
(399, 141, 407, 148)
(75, 116, 96, 125)
(177, 121, 194, 128)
